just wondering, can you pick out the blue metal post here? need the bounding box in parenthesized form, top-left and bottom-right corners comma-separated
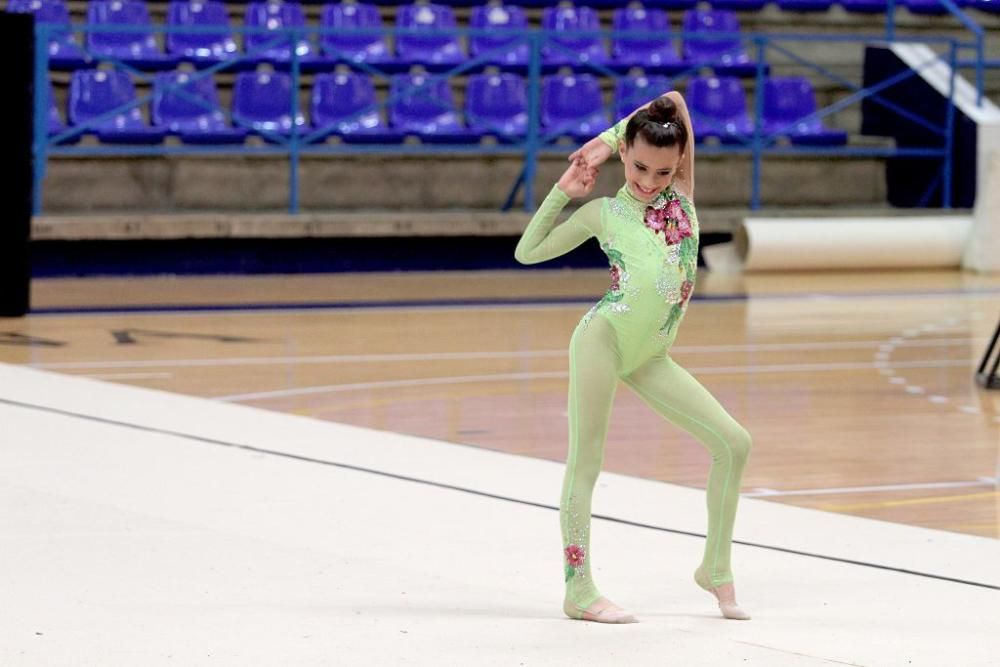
(32, 23, 50, 216)
(976, 34, 984, 107)
(886, 0, 896, 41)
(523, 31, 542, 212)
(751, 37, 766, 211)
(943, 41, 956, 209)
(289, 29, 301, 214)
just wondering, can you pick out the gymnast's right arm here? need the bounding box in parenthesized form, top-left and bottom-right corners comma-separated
(514, 162, 603, 265)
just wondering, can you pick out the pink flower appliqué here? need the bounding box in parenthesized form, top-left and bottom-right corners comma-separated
(644, 193, 693, 247)
(609, 264, 621, 291)
(644, 207, 667, 232)
(664, 226, 683, 245)
(680, 280, 694, 306)
(564, 544, 586, 567)
(666, 198, 686, 223)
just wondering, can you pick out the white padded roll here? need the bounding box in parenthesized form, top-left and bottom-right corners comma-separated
(736, 216, 972, 271)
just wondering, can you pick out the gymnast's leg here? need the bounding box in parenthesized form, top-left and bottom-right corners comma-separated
(560, 314, 636, 623)
(622, 354, 753, 619)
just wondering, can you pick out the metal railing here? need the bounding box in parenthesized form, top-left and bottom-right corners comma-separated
(31, 15, 985, 214)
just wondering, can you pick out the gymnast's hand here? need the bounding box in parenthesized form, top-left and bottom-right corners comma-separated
(568, 136, 614, 171)
(557, 156, 598, 199)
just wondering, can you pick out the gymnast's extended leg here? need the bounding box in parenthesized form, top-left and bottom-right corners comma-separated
(623, 354, 753, 620)
(560, 314, 636, 623)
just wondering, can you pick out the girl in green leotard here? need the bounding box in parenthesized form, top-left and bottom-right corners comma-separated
(515, 93, 753, 624)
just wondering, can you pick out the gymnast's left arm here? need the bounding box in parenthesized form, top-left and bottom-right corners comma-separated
(514, 159, 603, 265)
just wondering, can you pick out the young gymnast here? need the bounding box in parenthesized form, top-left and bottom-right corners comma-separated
(515, 92, 753, 624)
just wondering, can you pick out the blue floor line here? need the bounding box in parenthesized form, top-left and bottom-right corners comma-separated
(26, 285, 1000, 316)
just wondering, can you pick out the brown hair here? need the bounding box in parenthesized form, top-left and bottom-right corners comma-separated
(624, 96, 688, 153)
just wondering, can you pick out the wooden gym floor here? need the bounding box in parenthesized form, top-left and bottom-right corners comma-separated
(2, 268, 999, 538)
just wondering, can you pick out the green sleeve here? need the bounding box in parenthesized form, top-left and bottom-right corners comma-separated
(597, 116, 629, 152)
(514, 185, 603, 265)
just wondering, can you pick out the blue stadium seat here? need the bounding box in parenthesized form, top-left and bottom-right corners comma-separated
(46, 81, 81, 144)
(775, 0, 835, 11)
(48, 83, 65, 136)
(681, 9, 758, 77)
(6, 0, 90, 70)
(465, 73, 528, 141)
(232, 70, 307, 139)
(614, 75, 672, 119)
(511, 0, 562, 7)
(687, 75, 753, 144)
(311, 72, 403, 143)
(710, 0, 769, 10)
(901, 0, 948, 13)
(244, 1, 322, 70)
(839, 0, 887, 12)
(582, 0, 632, 7)
(644, 0, 699, 9)
(319, 2, 396, 70)
(469, 4, 529, 70)
(153, 71, 248, 144)
(541, 5, 609, 70)
(395, 4, 465, 71)
(976, 0, 1000, 12)
(86, 0, 179, 70)
(611, 7, 682, 74)
(389, 73, 482, 143)
(763, 77, 847, 145)
(166, 0, 240, 67)
(434, 0, 490, 6)
(68, 69, 167, 143)
(541, 74, 610, 142)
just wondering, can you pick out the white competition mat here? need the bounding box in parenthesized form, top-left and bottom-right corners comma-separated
(0, 363, 997, 666)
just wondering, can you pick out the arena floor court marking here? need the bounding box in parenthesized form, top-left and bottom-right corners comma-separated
(25, 336, 990, 370)
(0, 362, 997, 666)
(4, 270, 999, 544)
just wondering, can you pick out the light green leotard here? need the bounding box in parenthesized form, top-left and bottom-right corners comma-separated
(515, 124, 753, 617)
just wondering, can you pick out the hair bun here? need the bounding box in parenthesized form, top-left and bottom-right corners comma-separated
(645, 96, 679, 124)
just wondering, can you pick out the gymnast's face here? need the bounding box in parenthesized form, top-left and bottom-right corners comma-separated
(619, 136, 682, 202)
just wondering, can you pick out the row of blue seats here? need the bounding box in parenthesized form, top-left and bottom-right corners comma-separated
(48, 69, 847, 146)
(16, 1, 779, 75)
(240, 0, 998, 9)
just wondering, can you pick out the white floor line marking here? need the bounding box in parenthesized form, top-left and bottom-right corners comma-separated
(214, 359, 977, 402)
(876, 316, 1000, 425)
(28, 337, 986, 371)
(216, 371, 572, 401)
(742, 478, 1000, 498)
(82, 372, 174, 381)
(32, 350, 567, 370)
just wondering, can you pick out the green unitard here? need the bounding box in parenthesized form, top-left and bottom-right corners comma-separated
(514, 145, 753, 615)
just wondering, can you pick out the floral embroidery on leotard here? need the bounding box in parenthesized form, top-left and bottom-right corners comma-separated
(643, 190, 693, 247)
(659, 278, 696, 337)
(580, 237, 633, 330)
(564, 544, 586, 581)
(563, 494, 590, 582)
